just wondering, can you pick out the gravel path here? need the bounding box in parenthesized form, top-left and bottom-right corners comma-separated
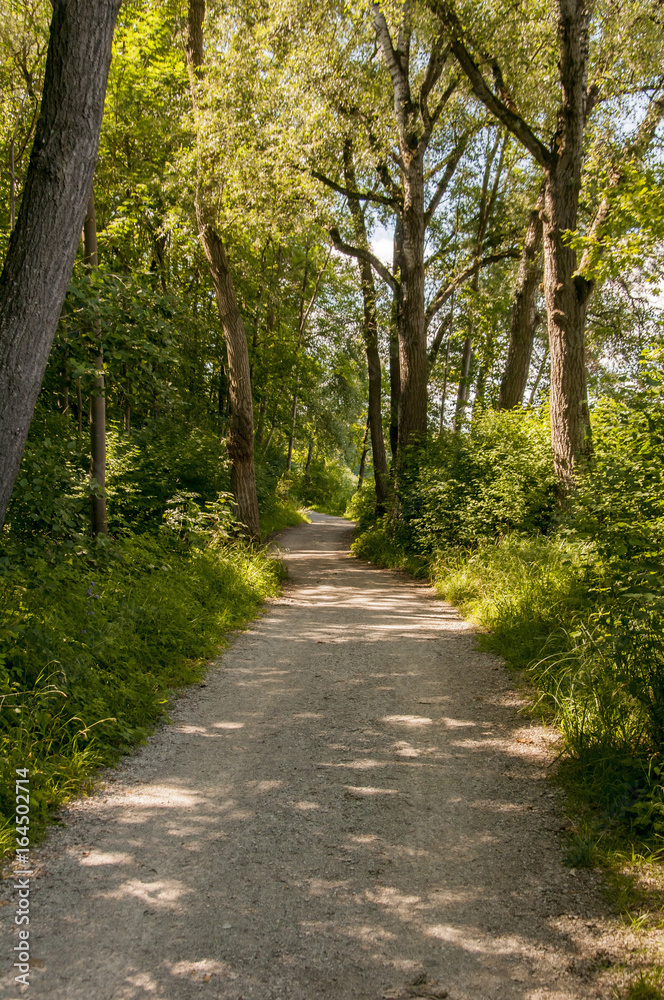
(1, 513, 627, 999)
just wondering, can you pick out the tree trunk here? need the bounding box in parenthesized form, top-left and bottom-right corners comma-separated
(357, 417, 370, 489)
(0, 0, 120, 530)
(498, 196, 544, 409)
(201, 226, 260, 538)
(432, 0, 593, 485)
(473, 328, 493, 414)
(255, 396, 267, 446)
(389, 322, 400, 460)
(397, 152, 428, 450)
(304, 436, 314, 484)
(83, 188, 108, 537)
(389, 218, 403, 460)
(543, 169, 591, 483)
(439, 337, 450, 433)
(527, 343, 549, 407)
(76, 377, 83, 434)
(453, 332, 473, 431)
(542, 1, 593, 484)
(343, 141, 390, 504)
(186, 0, 260, 538)
(286, 392, 297, 474)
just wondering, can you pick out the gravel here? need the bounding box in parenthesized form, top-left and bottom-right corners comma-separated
(0, 513, 639, 998)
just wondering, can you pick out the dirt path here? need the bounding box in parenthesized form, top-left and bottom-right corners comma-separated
(1, 513, 627, 999)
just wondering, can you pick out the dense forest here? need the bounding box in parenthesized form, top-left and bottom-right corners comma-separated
(2, 0, 664, 888)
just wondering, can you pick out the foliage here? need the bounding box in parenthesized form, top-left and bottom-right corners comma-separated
(287, 452, 357, 515)
(391, 408, 557, 554)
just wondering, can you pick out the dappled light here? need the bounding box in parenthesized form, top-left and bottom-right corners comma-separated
(2, 515, 616, 999)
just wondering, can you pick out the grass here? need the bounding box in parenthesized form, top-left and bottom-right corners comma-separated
(617, 968, 664, 1000)
(0, 530, 284, 859)
(259, 497, 310, 538)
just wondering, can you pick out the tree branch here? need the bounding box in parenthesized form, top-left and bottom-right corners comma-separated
(311, 169, 397, 208)
(372, 2, 414, 137)
(428, 0, 552, 169)
(329, 227, 397, 292)
(427, 311, 452, 370)
(424, 131, 469, 226)
(425, 249, 519, 327)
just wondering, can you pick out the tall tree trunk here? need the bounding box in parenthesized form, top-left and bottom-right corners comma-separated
(389, 218, 403, 461)
(372, 4, 457, 454)
(186, 0, 259, 537)
(543, 166, 592, 483)
(527, 343, 549, 407)
(255, 396, 267, 446)
(357, 417, 370, 489)
(453, 333, 473, 431)
(474, 328, 493, 414)
(76, 377, 83, 434)
(397, 150, 428, 449)
(286, 392, 297, 474)
(0, 0, 120, 530)
(453, 131, 502, 431)
(304, 436, 314, 484)
(83, 188, 108, 536)
(343, 141, 389, 504)
(432, 0, 593, 485)
(439, 337, 450, 433)
(201, 226, 260, 538)
(498, 195, 544, 409)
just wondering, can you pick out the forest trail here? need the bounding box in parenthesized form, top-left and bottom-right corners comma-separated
(1, 514, 625, 1000)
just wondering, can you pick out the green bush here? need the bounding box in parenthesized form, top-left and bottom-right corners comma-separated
(393, 408, 557, 553)
(345, 480, 380, 532)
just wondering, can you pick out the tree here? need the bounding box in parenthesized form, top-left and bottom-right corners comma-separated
(429, 0, 664, 485)
(342, 139, 390, 504)
(498, 191, 544, 409)
(0, 0, 121, 530)
(82, 187, 108, 536)
(185, 0, 259, 538)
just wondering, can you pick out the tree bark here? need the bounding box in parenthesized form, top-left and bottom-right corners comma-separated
(372, 2, 457, 452)
(357, 417, 370, 489)
(542, 0, 593, 483)
(304, 436, 314, 484)
(83, 188, 108, 536)
(498, 195, 544, 409)
(438, 337, 450, 433)
(201, 226, 260, 538)
(186, 0, 260, 537)
(389, 219, 403, 460)
(286, 392, 297, 474)
(0, 0, 120, 530)
(453, 333, 473, 431)
(453, 132, 502, 430)
(342, 141, 390, 504)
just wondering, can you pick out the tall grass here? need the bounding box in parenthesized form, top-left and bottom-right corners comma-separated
(0, 532, 283, 857)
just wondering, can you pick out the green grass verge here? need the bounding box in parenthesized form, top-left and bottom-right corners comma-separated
(260, 498, 310, 538)
(0, 532, 284, 860)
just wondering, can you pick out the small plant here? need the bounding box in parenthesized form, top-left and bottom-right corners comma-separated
(618, 967, 664, 1000)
